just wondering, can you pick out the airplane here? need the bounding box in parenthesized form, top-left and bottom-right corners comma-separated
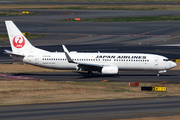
(4, 20, 177, 77)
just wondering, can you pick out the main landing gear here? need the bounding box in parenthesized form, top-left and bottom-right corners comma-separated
(87, 71, 93, 77)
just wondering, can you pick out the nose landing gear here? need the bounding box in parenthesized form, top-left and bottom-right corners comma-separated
(157, 70, 167, 76)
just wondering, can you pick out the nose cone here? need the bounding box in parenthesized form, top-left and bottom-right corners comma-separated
(171, 62, 177, 68)
(171, 61, 177, 68)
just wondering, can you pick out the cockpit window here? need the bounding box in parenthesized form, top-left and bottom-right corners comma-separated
(163, 59, 169, 62)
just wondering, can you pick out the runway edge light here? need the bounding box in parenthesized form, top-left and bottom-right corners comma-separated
(22, 32, 30, 35)
(22, 11, 29, 14)
(75, 18, 81, 21)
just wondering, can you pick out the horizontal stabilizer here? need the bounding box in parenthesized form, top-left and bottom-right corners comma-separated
(4, 50, 24, 57)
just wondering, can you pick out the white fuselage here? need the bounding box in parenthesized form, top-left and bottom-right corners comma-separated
(12, 52, 176, 71)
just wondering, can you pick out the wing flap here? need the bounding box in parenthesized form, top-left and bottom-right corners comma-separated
(77, 62, 103, 68)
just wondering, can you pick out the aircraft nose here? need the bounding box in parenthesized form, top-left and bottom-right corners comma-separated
(171, 61, 177, 68)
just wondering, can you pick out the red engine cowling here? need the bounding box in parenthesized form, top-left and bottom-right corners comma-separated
(101, 66, 119, 74)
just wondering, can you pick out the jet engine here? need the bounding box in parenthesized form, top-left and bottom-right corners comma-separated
(101, 66, 119, 74)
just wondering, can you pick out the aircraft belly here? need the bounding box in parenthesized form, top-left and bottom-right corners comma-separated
(118, 62, 153, 71)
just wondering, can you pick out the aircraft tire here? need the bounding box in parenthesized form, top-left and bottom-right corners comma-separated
(88, 71, 93, 77)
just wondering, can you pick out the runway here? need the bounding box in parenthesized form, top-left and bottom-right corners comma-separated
(1, 3, 180, 119)
(0, 96, 180, 120)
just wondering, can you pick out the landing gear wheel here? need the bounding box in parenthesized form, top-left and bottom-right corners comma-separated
(88, 71, 93, 77)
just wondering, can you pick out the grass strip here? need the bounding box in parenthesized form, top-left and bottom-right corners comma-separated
(52, 6, 158, 10)
(0, 64, 74, 73)
(59, 15, 180, 22)
(0, 80, 180, 106)
(67, 82, 131, 92)
(0, 11, 38, 16)
(25, 34, 45, 40)
(0, 34, 45, 43)
(0, 34, 8, 42)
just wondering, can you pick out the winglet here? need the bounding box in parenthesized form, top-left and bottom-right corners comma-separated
(62, 45, 69, 53)
(62, 45, 75, 63)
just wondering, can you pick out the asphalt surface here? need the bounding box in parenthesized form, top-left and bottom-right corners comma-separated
(0, 96, 180, 120)
(1, 5, 180, 120)
(11, 70, 180, 83)
(1, 1, 180, 5)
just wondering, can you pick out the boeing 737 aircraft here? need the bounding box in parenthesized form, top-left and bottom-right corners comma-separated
(4, 21, 177, 76)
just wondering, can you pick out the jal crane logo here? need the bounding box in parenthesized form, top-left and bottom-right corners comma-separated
(13, 35, 25, 48)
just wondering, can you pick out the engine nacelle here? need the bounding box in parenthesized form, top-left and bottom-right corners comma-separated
(101, 66, 119, 74)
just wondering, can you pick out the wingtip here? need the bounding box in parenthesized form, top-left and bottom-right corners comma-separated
(62, 45, 69, 53)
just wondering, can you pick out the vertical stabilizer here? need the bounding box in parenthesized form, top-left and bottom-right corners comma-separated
(5, 20, 48, 54)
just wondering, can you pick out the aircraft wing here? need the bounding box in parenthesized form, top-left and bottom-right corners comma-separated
(76, 62, 103, 67)
(76, 62, 103, 71)
(4, 50, 24, 57)
(62, 45, 104, 69)
(76, 62, 104, 69)
(63, 45, 120, 74)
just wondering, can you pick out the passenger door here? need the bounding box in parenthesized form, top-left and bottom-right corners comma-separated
(154, 57, 159, 66)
